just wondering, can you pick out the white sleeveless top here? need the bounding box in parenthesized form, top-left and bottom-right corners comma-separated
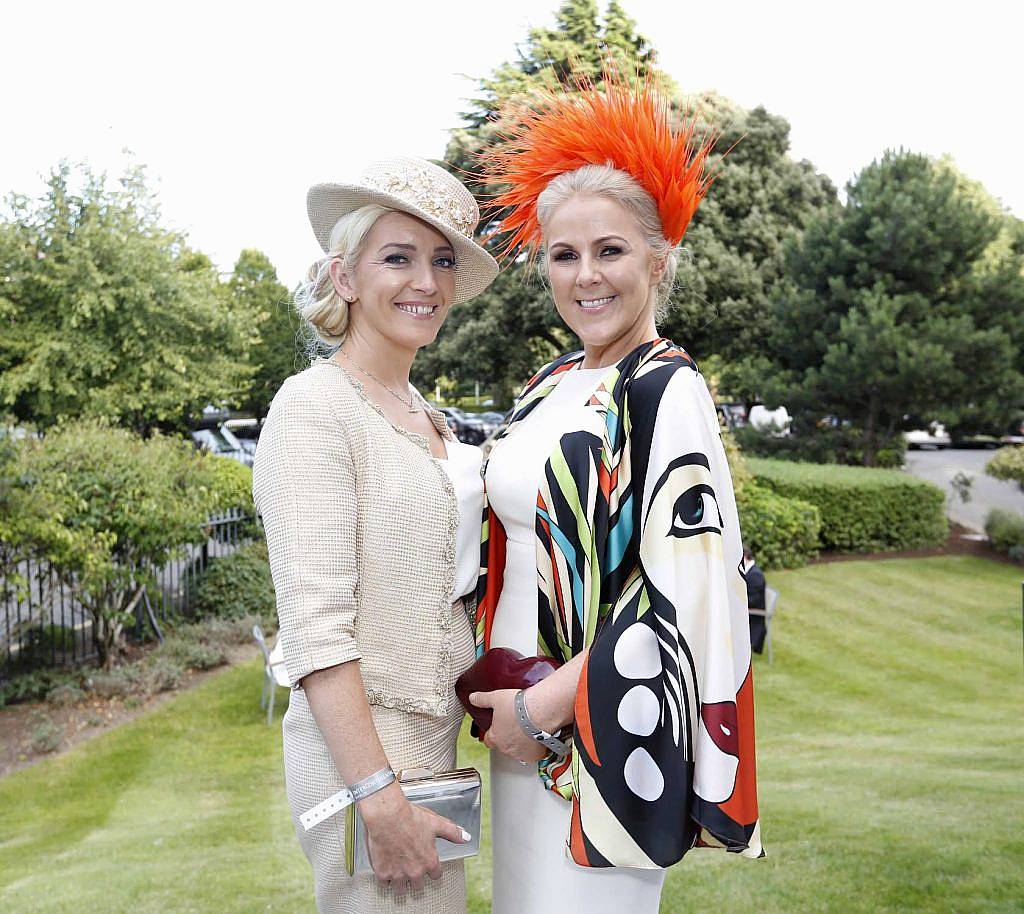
(434, 438, 484, 600)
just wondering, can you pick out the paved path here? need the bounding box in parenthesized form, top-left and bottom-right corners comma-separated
(903, 447, 1024, 533)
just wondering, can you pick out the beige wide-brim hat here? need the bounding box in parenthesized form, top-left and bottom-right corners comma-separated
(306, 156, 499, 305)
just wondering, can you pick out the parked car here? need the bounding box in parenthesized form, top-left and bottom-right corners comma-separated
(748, 404, 791, 437)
(438, 407, 487, 446)
(190, 409, 253, 465)
(224, 417, 262, 460)
(950, 434, 1001, 449)
(1000, 416, 1024, 446)
(904, 422, 951, 450)
(475, 411, 507, 437)
(715, 401, 747, 431)
(191, 425, 252, 465)
(480, 409, 514, 458)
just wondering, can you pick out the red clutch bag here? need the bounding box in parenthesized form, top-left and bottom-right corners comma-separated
(455, 648, 561, 735)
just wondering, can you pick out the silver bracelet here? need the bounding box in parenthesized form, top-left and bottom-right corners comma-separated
(350, 766, 396, 803)
(513, 689, 571, 759)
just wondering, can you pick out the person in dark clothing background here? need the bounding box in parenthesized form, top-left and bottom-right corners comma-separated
(744, 547, 767, 654)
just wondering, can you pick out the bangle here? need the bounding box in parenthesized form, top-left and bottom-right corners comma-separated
(513, 689, 570, 759)
(350, 766, 396, 803)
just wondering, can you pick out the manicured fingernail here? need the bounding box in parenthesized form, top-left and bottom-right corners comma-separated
(460, 828, 472, 842)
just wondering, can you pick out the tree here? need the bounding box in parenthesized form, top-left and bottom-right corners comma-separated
(5, 421, 236, 669)
(411, 267, 574, 404)
(0, 163, 254, 433)
(432, 1, 835, 397)
(228, 249, 301, 419)
(743, 150, 1024, 465)
(602, 0, 657, 73)
(665, 96, 837, 359)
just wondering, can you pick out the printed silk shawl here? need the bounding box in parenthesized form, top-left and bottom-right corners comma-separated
(475, 338, 762, 868)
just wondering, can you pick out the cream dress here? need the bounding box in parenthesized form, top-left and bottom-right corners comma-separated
(281, 433, 483, 914)
(484, 366, 667, 914)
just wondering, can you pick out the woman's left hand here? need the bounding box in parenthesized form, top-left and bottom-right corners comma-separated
(468, 689, 548, 763)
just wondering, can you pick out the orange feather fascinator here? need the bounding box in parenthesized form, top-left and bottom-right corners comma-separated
(478, 70, 720, 261)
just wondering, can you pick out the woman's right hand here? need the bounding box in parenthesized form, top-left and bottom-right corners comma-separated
(359, 782, 470, 895)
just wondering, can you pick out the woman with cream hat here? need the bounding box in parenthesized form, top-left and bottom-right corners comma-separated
(253, 155, 498, 913)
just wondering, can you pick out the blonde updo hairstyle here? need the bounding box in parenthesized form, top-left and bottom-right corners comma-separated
(295, 203, 395, 346)
(535, 164, 680, 323)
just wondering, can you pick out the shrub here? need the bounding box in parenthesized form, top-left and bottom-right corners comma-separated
(736, 484, 821, 570)
(47, 683, 86, 707)
(205, 456, 259, 541)
(207, 456, 255, 514)
(985, 447, 1024, 491)
(189, 540, 276, 626)
(3, 420, 229, 668)
(87, 667, 144, 700)
(0, 669, 68, 707)
(158, 628, 229, 672)
(749, 457, 947, 552)
(142, 655, 186, 693)
(984, 509, 1024, 561)
(198, 614, 273, 645)
(734, 424, 906, 468)
(720, 425, 753, 496)
(29, 711, 64, 753)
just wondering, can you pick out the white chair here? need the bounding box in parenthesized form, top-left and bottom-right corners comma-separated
(252, 624, 289, 725)
(749, 587, 780, 665)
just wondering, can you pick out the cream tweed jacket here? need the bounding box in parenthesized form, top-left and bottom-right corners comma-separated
(252, 358, 472, 717)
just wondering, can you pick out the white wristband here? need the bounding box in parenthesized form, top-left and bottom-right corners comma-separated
(300, 787, 354, 831)
(300, 767, 396, 831)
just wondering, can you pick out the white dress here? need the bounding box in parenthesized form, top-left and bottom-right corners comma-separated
(484, 366, 666, 914)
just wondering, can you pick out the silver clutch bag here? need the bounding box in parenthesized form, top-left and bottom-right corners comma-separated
(345, 767, 482, 876)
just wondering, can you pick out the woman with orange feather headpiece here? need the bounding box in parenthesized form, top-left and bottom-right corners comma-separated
(463, 70, 763, 912)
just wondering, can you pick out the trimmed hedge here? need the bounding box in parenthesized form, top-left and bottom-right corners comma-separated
(733, 424, 906, 469)
(736, 484, 821, 570)
(748, 457, 947, 553)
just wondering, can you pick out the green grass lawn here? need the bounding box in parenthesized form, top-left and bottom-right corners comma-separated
(1, 556, 1021, 913)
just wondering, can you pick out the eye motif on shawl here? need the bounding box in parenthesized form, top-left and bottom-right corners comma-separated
(648, 453, 724, 542)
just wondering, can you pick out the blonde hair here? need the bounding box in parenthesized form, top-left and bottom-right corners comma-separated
(295, 204, 394, 346)
(536, 165, 680, 323)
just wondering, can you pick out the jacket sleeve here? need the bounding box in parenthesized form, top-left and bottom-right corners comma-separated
(567, 364, 761, 867)
(252, 377, 362, 689)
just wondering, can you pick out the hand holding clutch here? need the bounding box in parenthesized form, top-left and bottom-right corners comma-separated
(455, 648, 561, 734)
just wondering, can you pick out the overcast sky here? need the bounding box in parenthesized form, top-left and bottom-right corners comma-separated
(3, 0, 1020, 286)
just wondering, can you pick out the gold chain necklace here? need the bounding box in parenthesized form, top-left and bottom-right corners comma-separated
(337, 348, 420, 414)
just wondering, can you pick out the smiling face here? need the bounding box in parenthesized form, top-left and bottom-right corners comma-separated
(330, 210, 456, 352)
(543, 193, 665, 357)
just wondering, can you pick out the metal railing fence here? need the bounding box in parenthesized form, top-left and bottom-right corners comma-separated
(1, 508, 257, 680)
